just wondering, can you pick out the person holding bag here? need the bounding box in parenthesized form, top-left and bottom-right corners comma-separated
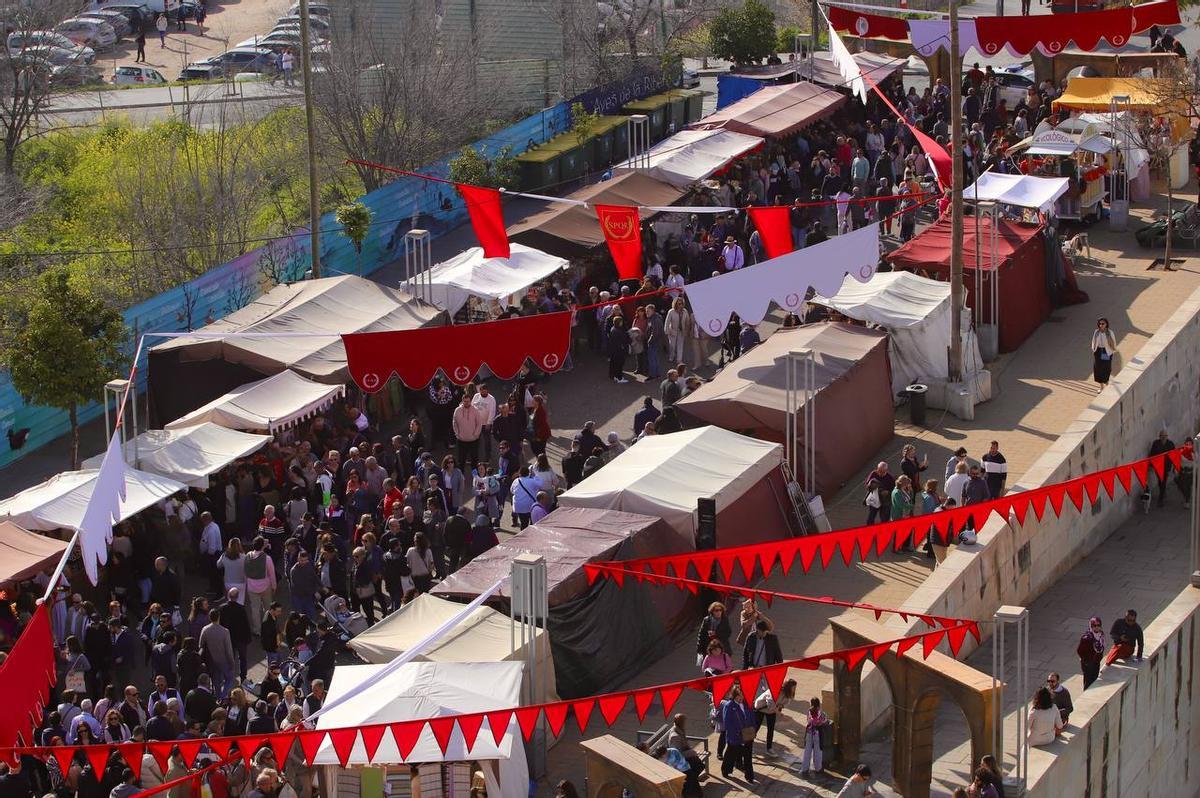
(60, 636, 89, 695)
(754, 678, 797, 753)
(719, 685, 756, 784)
(1091, 317, 1117, 388)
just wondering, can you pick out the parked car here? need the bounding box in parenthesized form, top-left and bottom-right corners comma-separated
(287, 2, 331, 17)
(76, 10, 132, 38)
(268, 24, 326, 41)
(178, 62, 220, 81)
(48, 61, 105, 86)
(993, 70, 1035, 108)
(166, 2, 199, 22)
(677, 67, 699, 89)
(205, 47, 276, 75)
(7, 31, 96, 63)
(99, 3, 156, 32)
(275, 14, 330, 34)
(55, 18, 118, 50)
(114, 64, 166, 84)
(13, 45, 95, 69)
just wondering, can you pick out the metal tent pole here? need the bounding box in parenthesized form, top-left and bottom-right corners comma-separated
(993, 605, 1030, 792)
(512, 553, 548, 778)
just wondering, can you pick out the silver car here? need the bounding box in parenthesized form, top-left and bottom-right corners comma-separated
(77, 10, 133, 39)
(55, 18, 118, 51)
(7, 31, 96, 64)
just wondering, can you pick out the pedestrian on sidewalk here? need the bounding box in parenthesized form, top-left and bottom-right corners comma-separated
(754, 678, 796, 754)
(155, 13, 168, 47)
(1091, 317, 1117, 388)
(1077, 616, 1105, 688)
(799, 695, 829, 775)
(135, 29, 146, 62)
(719, 685, 756, 784)
(282, 49, 295, 86)
(981, 440, 1008, 498)
(1148, 428, 1177, 507)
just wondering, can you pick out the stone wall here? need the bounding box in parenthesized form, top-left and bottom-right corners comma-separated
(831, 284, 1200, 735)
(1024, 587, 1200, 798)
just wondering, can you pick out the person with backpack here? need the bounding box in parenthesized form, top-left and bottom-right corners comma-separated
(243, 537, 277, 633)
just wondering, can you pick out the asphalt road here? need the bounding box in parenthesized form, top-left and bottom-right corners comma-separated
(40, 79, 302, 127)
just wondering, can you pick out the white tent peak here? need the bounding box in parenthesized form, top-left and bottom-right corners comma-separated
(83, 423, 270, 488)
(423, 243, 568, 316)
(164, 370, 344, 433)
(0, 465, 186, 533)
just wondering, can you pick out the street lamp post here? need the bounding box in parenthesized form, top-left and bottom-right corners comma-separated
(298, 0, 322, 278)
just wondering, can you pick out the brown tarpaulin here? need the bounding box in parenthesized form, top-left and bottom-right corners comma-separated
(506, 172, 685, 256)
(147, 275, 447, 426)
(690, 80, 849, 138)
(0, 521, 68, 587)
(676, 322, 894, 499)
(432, 507, 699, 697)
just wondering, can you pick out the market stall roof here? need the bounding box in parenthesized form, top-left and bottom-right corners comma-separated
(1026, 120, 1113, 156)
(347, 593, 557, 703)
(82, 423, 271, 488)
(0, 521, 69, 586)
(690, 80, 848, 137)
(1051, 76, 1172, 112)
(612, 128, 764, 187)
(313, 661, 527, 797)
(507, 173, 684, 255)
(0, 467, 186, 533)
(963, 172, 1071, 212)
(807, 51, 906, 88)
(558, 426, 781, 533)
(887, 215, 1043, 272)
(424, 243, 568, 316)
(163, 370, 345, 433)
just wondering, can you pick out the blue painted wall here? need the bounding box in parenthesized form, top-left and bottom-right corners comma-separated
(0, 102, 572, 470)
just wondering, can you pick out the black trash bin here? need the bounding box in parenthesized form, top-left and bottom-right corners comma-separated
(906, 384, 928, 426)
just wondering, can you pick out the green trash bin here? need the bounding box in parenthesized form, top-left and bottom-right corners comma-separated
(658, 91, 687, 133)
(669, 88, 703, 123)
(515, 146, 561, 193)
(621, 95, 670, 142)
(601, 115, 630, 162)
(541, 134, 588, 182)
(591, 123, 614, 167)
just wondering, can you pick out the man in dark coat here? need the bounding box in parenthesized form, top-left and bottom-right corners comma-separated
(742, 620, 783, 669)
(220, 589, 252, 681)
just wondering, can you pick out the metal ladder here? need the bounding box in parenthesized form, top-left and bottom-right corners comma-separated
(780, 459, 818, 536)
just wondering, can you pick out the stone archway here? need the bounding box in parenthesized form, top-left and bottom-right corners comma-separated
(831, 615, 999, 798)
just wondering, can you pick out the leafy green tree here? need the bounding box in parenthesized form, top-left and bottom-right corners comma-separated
(2, 267, 128, 468)
(571, 101, 600, 146)
(335, 201, 373, 254)
(777, 25, 803, 54)
(448, 145, 518, 189)
(709, 0, 777, 66)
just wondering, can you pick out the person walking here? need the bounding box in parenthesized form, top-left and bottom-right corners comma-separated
(981, 440, 1008, 498)
(135, 29, 146, 62)
(753, 678, 797, 755)
(1077, 616, 1105, 689)
(155, 13, 168, 47)
(664, 297, 692, 366)
(719, 685, 756, 784)
(1091, 317, 1117, 388)
(281, 49, 295, 86)
(1148, 428, 1177, 507)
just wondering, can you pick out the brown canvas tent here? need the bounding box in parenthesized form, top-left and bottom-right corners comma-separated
(676, 323, 894, 499)
(0, 521, 68, 587)
(506, 173, 685, 257)
(690, 81, 848, 138)
(147, 276, 446, 425)
(432, 507, 698, 697)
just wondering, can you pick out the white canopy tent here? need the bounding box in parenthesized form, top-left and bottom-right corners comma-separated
(559, 426, 782, 536)
(424, 244, 569, 316)
(1059, 112, 1151, 177)
(313, 661, 528, 798)
(1026, 121, 1113, 156)
(348, 593, 558, 704)
(82, 423, 271, 488)
(963, 173, 1070, 213)
(0, 467, 186, 532)
(612, 128, 764, 187)
(164, 370, 344, 433)
(811, 272, 990, 401)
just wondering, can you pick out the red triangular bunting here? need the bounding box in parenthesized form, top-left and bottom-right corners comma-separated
(709, 674, 734, 704)
(896, 636, 920, 657)
(85, 746, 111, 778)
(1030, 492, 1049, 521)
(116, 744, 143, 781)
(392, 721, 424, 760)
(1047, 484, 1067, 516)
(871, 643, 893, 662)
(764, 665, 788, 700)
(609, 568, 625, 587)
(797, 537, 819, 572)
(1065, 482, 1086, 512)
(633, 690, 656, 721)
(819, 537, 839, 569)
(52, 747, 77, 778)
(544, 703, 571, 737)
(737, 673, 762, 704)
(715, 552, 737, 583)
(583, 564, 601, 585)
(922, 629, 947, 657)
(1115, 463, 1134, 495)
(1009, 495, 1030, 526)
(843, 647, 869, 672)
(514, 707, 541, 742)
(735, 550, 757, 581)
(428, 717, 457, 754)
(659, 685, 684, 717)
(236, 737, 266, 767)
(778, 546, 798, 576)
(457, 184, 510, 259)
(947, 624, 970, 657)
(747, 205, 796, 259)
(1168, 449, 1183, 470)
(692, 552, 716, 582)
(269, 733, 297, 769)
(1098, 468, 1117, 500)
(206, 738, 235, 761)
(360, 724, 388, 763)
(456, 714, 486, 753)
(176, 738, 205, 768)
(856, 527, 877, 562)
(572, 700, 595, 734)
(969, 621, 982, 642)
(598, 694, 628, 725)
(1132, 460, 1150, 487)
(837, 532, 857, 566)
(1082, 474, 1102, 505)
(486, 711, 512, 747)
(298, 730, 326, 766)
(1149, 454, 1166, 480)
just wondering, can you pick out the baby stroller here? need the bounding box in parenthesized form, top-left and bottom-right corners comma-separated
(321, 594, 369, 640)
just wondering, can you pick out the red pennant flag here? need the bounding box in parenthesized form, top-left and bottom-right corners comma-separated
(544, 703, 571, 737)
(206, 738, 235, 761)
(1132, 460, 1150, 487)
(659, 685, 685, 717)
(176, 739, 205, 768)
(969, 621, 982, 642)
(583, 564, 601, 585)
(298, 730, 326, 766)
(52, 747, 77, 778)
(1098, 468, 1117, 500)
(871, 643, 893, 662)
(778, 545, 798, 576)
(1082, 474, 1102, 505)
(327, 728, 358, 766)
(797, 537, 819, 573)
(595, 204, 643, 280)
(147, 742, 173, 774)
(392, 722, 424, 760)
(819, 537, 840, 569)
(633, 690, 656, 721)
(855, 528, 877, 562)
(842, 647, 869, 672)
(1009, 495, 1030, 526)
(457, 184, 510, 259)
(486, 711, 513, 747)
(1115, 463, 1134, 495)
(693, 553, 716, 582)
(735, 550, 757, 581)
(1151, 453, 1168, 479)
(1047, 484, 1068, 517)
(85, 746, 112, 778)
(747, 206, 795, 260)
(236, 737, 267, 767)
(1030, 492, 1049, 521)
(609, 568, 625, 587)
(598, 694, 628, 725)
(360, 725, 388, 763)
(922, 629, 947, 657)
(715, 552, 738, 583)
(1065, 482, 1086, 512)
(794, 658, 820, 670)
(572, 699, 595, 734)
(947, 624, 970, 657)
(116, 744, 143, 781)
(896, 636, 920, 657)
(737, 673, 762, 703)
(269, 733, 297, 770)
(710, 674, 735, 704)
(457, 714, 486, 753)
(757, 549, 779, 578)
(428, 717, 458, 754)
(837, 532, 857, 566)
(763, 665, 789, 699)
(514, 707, 541, 742)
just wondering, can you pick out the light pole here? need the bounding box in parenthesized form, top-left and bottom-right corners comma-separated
(298, 0, 322, 278)
(947, 0, 964, 382)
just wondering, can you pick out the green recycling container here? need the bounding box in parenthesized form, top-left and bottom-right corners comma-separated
(620, 95, 670, 142)
(541, 134, 589, 182)
(515, 146, 561, 193)
(590, 123, 614, 167)
(658, 91, 687, 133)
(599, 115, 630, 162)
(668, 88, 703, 123)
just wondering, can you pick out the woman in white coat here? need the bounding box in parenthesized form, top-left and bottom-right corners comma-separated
(1090, 317, 1117, 388)
(664, 297, 693, 366)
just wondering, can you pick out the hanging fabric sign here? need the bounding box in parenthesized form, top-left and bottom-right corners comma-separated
(342, 312, 572, 391)
(685, 223, 879, 335)
(827, 4, 909, 40)
(595, 204, 644, 281)
(457, 185, 510, 259)
(746, 206, 795, 260)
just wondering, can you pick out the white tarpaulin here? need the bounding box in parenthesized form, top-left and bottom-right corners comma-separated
(559, 426, 782, 534)
(348, 593, 558, 704)
(612, 129, 764, 187)
(0, 466, 186, 533)
(314, 661, 528, 798)
(83, 423, 271, 489)
(1027, 121, 1113, 156)
(812, 271, 990, 397)
(964, 173, 1070, 212)
(685, 223, 879, 336)
(164, 370, 344, 433)
(425, 243, 568, 316)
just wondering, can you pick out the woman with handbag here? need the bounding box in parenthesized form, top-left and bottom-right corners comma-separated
(60, 636, 90, 696)
(1091, 317, 1117, 388)
(754, 678, 797, 754)
(719, 685, 756, 784)
(350, 547, 378, 625)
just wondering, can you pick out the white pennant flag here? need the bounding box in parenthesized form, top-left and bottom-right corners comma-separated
(827, 20, 868, 105)
(78, 430, 127, 584)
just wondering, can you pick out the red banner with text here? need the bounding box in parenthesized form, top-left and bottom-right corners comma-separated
(595, 204, 644, 281)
